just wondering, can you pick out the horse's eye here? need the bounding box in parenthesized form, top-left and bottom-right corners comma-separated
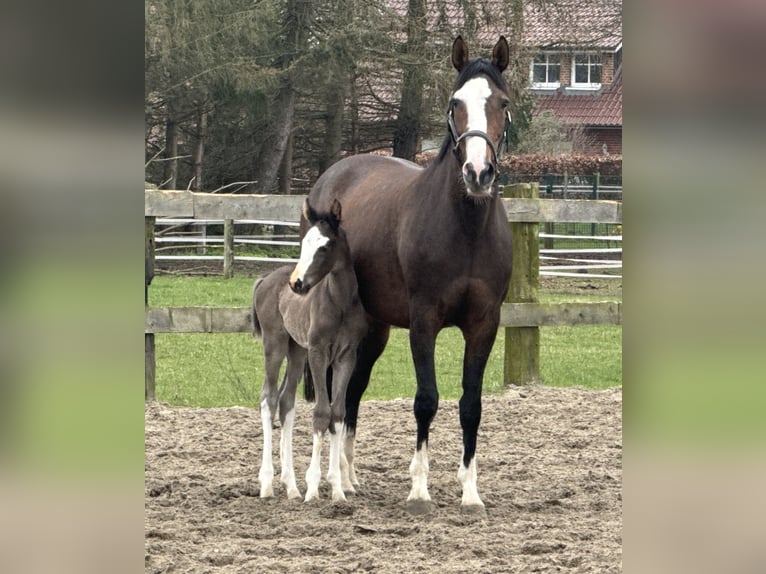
(500, 99, 510, 109)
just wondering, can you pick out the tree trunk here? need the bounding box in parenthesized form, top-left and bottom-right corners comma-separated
(392, 0, 427, 160)
(319, 80, 346, 173)
(253, 81, 296, 194)
(252, 0, 310, 194)
(163, 104, 178, 189)
(193, 106, 208, 192)
(278, 129, 294, 195)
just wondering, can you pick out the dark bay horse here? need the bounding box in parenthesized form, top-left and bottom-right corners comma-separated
(253, 199, 367, 502)
(302, 36, 513, 513)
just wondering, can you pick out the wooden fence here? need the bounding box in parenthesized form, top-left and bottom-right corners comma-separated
(145, 184, 622, 400)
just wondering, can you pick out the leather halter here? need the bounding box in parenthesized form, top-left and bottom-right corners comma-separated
(447, 108, 512, 167)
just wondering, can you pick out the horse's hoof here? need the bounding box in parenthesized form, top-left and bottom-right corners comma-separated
(406, 499, 435, 516)
(286, 488, 302, 500)
(259, 486, 274, 498)
(304, 490, 320, 503)
(460, 504, 487, 517)
(331, 492, 348, 503)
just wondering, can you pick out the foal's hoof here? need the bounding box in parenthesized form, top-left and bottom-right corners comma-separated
(406, 499, 435, 516)
(460, 504, 487, 517)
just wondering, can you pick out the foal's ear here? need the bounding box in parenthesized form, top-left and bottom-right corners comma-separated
(452, 36, 469, 72)
(492, 36, 510, 73)
(330, 198, 342, 226)
(302, 198, 318, 224)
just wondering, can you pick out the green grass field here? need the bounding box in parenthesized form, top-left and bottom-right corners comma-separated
(149, 275, 621, 407)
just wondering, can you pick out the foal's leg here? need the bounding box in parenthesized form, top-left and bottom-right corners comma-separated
(304, 348, 331, 502)
(456, 313, 501, 513)
(258, 333, 288, 498)
(278, 341, 306, 500)
(326, 352, 355, 502)
(406, 311, 440, 514)
(343, 323, 390, 489)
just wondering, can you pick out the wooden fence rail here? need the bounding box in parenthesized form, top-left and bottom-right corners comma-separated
(144, 185, 622, 401)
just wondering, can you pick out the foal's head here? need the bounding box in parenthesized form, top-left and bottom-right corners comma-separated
(289, 199, 344, 295)
(447, 36, 511, 198)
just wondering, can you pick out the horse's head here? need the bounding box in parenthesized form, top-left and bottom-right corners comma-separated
(448, 36, 511, 199)
(290, 198, 343, 294)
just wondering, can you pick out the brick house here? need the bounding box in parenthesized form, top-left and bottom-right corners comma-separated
(523, 0, 623, 155)
(359, 0, 622, 157)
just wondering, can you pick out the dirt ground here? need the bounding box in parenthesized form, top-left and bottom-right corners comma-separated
(145, 386, 622, 573)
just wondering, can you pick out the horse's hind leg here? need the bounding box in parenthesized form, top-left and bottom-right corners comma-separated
(258, 333, 288, 498)
(343, 322, 390, 489)
(278, 341, 306, 500)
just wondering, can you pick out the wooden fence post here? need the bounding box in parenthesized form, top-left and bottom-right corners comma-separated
(223, 219, 234, 278)
(504, 182, 541, 386)
(145, 216, 157, 402)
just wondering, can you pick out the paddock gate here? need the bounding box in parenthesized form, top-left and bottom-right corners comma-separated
(144, 184, 622, 400)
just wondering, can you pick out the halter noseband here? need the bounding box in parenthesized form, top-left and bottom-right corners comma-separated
(447, 108, 512, 167)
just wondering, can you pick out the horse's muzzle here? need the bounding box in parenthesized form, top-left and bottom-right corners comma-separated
(289, 277, 310, 295)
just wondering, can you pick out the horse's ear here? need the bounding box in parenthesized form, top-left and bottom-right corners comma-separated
(330, 198, 342, 226)
(452, 36, 469, 72)
(302, 199, 318, 224)
(492, 36, 510, 73)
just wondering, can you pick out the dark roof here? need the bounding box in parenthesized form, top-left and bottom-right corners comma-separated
(534, 69, 622, 127)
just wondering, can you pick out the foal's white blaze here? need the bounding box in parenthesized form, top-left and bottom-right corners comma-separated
(258, 400, 274, 497)
(407, 445, 431, 502)
(452, 77, 493, 185)
(290, 226, 330, 287)
(457, 453, 484, 508)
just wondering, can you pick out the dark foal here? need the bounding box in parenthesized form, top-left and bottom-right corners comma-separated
(303, 36, 513, 513)
(252, 199, 367, 502)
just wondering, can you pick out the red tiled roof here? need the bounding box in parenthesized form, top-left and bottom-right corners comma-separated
(384, 0, 622, 50)
(523, 0, 622, 49)
(534, 70, 622, 127)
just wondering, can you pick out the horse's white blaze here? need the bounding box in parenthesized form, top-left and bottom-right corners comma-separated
(279, 408, 301, 499)
(304, 431, 323, 502)
(327, 424, 346, 501)
(457, 454, 484, 508)
(290, 226, 330, 286)
(452, 77, 492, 179)
(407, 445, 431, 502)
(258, 400, 274, 498)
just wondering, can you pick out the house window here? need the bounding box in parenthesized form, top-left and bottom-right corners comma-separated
(572, 54, 601, 88)
(531, 53, 560, 88)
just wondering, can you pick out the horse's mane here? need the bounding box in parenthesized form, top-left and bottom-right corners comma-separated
(437, 58, 509, 163)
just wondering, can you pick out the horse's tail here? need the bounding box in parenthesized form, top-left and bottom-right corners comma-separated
(302, 363, 333, 404)
(251, 277, 264, 339)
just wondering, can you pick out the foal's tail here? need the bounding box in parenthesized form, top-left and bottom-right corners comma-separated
(302, 363, 333, 404)
(251, 277, 264, 339)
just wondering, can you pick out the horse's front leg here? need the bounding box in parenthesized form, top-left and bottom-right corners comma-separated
(406, 312, 440, 514)
(278, 342, 306, 500)
(305, 348, 331, 502)
(457, 313, 501, 513)
(326, 352, 356, 501)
